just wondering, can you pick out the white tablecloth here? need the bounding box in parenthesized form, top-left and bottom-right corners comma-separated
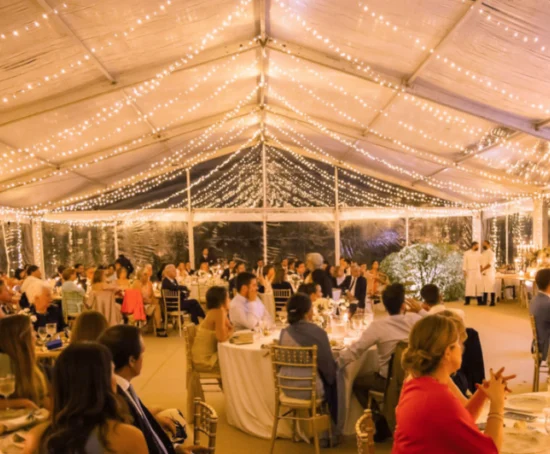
(218, 329, 378, 439)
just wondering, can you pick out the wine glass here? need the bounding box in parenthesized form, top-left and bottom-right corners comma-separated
(279, 311, 288, 326)
(46, 323, 57, 339)
(0, 374, 16, 411)
(37, 327, 48, 344)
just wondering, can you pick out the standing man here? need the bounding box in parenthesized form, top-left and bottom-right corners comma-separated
(344, 265, 367, 315)
(463, 242, 482, 306)
(480, 240, 496, 306)
(255, 258, 264, 278)
(199, 248, 215, 267)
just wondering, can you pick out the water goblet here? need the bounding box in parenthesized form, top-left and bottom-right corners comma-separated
(37, 327, 48, 344)
(0, 374, 16, 412)
(46, 323, 57, 339)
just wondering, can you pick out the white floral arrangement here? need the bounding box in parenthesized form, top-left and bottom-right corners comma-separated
(18, 308, 37, 323)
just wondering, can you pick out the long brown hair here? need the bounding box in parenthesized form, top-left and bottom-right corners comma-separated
(71, 311, 109, 343)
(41, 343, 125, 453)
(0, 315, 46, 404)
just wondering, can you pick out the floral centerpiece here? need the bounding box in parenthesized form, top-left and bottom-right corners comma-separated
(380, 243, 464, 301)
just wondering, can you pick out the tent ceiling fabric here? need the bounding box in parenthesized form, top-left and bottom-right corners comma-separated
(1, 0, 550, 212)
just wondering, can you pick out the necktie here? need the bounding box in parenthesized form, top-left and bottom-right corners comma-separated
(128, 385, 169, 454)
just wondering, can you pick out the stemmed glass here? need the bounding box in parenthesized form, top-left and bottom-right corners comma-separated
(46, 323, 57, 340)
(0, 374, 16, 412)
(37, 327, 48, 345)
(278, 311, 288, 326)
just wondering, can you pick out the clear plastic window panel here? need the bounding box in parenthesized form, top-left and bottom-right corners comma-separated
(267, 222, 335, 265)
(42, 223, 115, 277)
(408, 217, 472, 252)
(116, 221, 188, 279)
(1, 221, 33, 275)
(508, 212, 533, 264)
(340, 219, 406, 265)
(484, 216, 507, 266)
(193, 222, 263, 269)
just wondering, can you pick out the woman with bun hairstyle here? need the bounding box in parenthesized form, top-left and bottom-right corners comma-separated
(392, 315, 505, 454)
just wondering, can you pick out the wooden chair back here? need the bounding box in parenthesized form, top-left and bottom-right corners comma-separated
(193, 398, 218, 453)
(162, 289, 181, 313)
(355, 409, 375, 454)
(530, 314, 541, 362)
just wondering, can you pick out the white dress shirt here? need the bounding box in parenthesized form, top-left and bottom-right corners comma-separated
(338, 311, 426, 378)
(21, 275, 42, 295)
(229, 293, 273, 331)
(427, 303, 465, 322)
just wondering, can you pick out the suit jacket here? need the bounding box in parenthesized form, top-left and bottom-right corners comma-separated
(199, 255, 216, 266)
(161, 277, 189, 299)
(221, 268, 231, 281)
(312, 269, 333, 299)
(116, 386, 175, 454)
(530, 292, 550, 359)
(452, 328, 485, 395)
(334, 275, 350, 290)
(343, 275, 367, 308)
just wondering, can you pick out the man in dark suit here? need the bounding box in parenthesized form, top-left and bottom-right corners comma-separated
(531, 269, 550, 361)
(229, 262, 246, 294)
(199, 248, 216, 267)
(344, 265, 367, 315)
(99, 325, 186, 454)
(161, 264, 205, 324)
(221, 260, 236, 281)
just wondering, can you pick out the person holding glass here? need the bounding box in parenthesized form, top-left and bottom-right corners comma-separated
(0, 315, 49, 410)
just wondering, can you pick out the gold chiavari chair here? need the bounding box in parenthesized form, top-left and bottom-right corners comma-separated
(193, 398, 218, 453)
(355, 409, 375, 454)
(530, 314, 548, 391)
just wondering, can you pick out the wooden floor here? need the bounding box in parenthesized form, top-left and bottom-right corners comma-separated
(134, 299, 535, 454)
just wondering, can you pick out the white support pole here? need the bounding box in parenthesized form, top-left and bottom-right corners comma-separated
(31, 219, 45, 271)
(113, 222, 119, 258)
(1, 222, 11, 275)
(472, 211, 483, 245)
(533, 198, 548, 249)
(334, 167, 341, 263)
(262, 142, 268, 263)
(405, 215, 410, 246)
(186, 169, 196, 268)
(505, 214, 509, 265)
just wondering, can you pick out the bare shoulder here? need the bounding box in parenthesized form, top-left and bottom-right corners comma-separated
(108, 421, 148, 453)
(22, 422, 49, 454)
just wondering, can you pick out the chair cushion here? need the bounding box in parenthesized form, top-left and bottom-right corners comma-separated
(279, 393, 323, 408)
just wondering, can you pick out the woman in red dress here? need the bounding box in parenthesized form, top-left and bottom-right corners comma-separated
(392, 315, 506, 454)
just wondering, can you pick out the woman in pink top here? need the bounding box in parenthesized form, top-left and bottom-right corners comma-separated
(392, 315, 507, 454)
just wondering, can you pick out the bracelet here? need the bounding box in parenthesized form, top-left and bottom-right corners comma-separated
(487, 413, 504, 421)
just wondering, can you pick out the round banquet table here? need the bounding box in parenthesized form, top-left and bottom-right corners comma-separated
(218, 329, 378, 439)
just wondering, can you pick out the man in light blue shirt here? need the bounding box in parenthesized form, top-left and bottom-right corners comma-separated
(229, 272, 273, 331)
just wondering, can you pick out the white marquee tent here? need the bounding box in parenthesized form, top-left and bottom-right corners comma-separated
(0, 0, 549, 270)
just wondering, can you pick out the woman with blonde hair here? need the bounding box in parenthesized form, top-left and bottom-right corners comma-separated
(392, 314, 506, 454)
(132, 267, 166, 337)
(0, 315, 48, 409)
(71, 311, 109, 343)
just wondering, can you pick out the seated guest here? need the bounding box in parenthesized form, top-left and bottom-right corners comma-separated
(162, 264, 205, 324)
(115, 254, 135, 277)
(365, 261, 387, 298)
(298, 283, 322, 305)
(13, 267, 27, 287)
(255, 258, 264, 277)
(281, 258, 289, 272)
(25, 343, 148, 454)
(421, 284, 465, 321)
(530, 269, 550, 361)
(0, 315, 49, 410)
(287, 258, 296, 275)
(259, 265, 275, 293)
(105, 263, 118, 284)
(271, 266, 294, 299)
(332, 265, 347, 289)
(338, 284, 426, 408)
(54, 265, 65, 288)
(185, 261, 195, 276)
(197, 262, 212, 278)
(21, 265, 42, 295)
(393, 315, 505, 453)
(91, 269, 118, 292)
(85, 266, 97, 292)
(279, 293, 338, 444)
(229, 262, 246, 294)
(28, 282, 66, 332)
(176, 262, 188, 281)
(133, 268, 166, 337)
(192, 286, 234, 372)
(71, 311, 109, 343)
(339, 258, 351, 276)
(295, 260, 307, 280)
(221, 260, 236, 281)
(116, 266, 132, 291)
(0, 279, 16, 317)
(359, 263, 368, 277)
(61, 267, 85, 296)
(343, 264, 367, 315)
(99, 325, 188, 454)
(229, 272, 273, 330)
(305, 253, 333, 299)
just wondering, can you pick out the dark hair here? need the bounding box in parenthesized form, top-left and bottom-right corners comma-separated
(14, 268, 25, 280)
(235, 272, 256, 292)
(295, 261, 304, 269)
(382, 283, 405, 315)
(235, 261, 246, 272)
(263, 264, 273, 277)
(286, 293, 312, 324)
(62, 267, 76, 281)
(471, 241, 479, 248)
(273, 267, 286, 284)
(420, 284, 440, 306)
(41, 343, 124, 453)
(98, 325, 142, 371)
(71, 311, 109, 343)
(288, 259, 295, 267)
(27, 265, 39, 275)
(297, 283, 317, 296)
(536, 269, 550, 291)
(74, 263, 82, 269)
(206, 286, 228, 310)
(257, 258, 264, 263)
(57, 265, 66, 275)
(341, 258, 351, 265)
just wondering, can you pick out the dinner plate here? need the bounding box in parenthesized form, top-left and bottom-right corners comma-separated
(506, 395, 548, 414)
(501, 428, 550, 454)
(0, 409, 30, 421)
